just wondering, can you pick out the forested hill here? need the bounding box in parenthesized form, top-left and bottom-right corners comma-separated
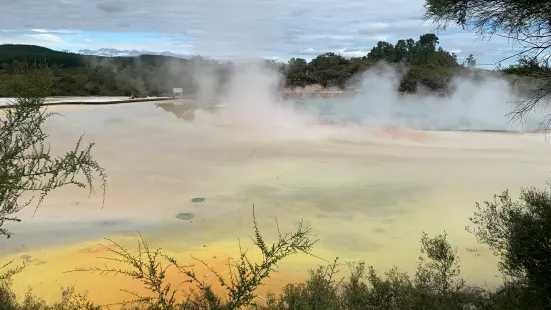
(0, 44, 190, 69)
(0, 44, 85, 67)
(0, 34, 490, 97)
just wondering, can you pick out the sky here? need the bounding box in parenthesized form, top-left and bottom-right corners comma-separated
(1, 0, 524, 67)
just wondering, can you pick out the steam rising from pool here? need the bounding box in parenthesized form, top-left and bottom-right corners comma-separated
(304, 66, 544, 132)
(190, 61, 546, 134)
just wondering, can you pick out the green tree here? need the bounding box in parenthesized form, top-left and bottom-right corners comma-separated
(394, 39, 409, 63)
(464, 54, 477, 68)
(418, 33, 439, 50)
(468, 186, 551, 307)
(367, 41, 396, 63)
(308, 53, 351, 88)
(286, 57, 310, 87)
(0, 63, 106, 238)
(415, 33, 440, 65)
(0, 40, 463, 96)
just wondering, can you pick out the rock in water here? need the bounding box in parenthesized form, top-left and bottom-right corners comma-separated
(176, 213, 194, 220)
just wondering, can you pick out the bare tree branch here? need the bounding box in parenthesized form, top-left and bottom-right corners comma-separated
(424, 0, 551, 129)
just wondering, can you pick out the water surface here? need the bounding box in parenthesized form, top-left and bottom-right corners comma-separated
(2, 100, 551, 304)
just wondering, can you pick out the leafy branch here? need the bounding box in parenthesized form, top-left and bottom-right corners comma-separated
(0, 62, 107, 238)
(70, 206, 318, 309)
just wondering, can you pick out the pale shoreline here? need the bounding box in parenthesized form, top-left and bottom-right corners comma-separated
(0, 96, 174, 109)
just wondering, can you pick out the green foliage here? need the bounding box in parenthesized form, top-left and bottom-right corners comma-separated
(416, 232, 464, 296)
(464, 54, 477, 68)
(306, 53, 353, 88)
(285, 58, 310, 87)
(276, 259, 342, 310)
(366, 33, 455, 67)
(73, 233, 186, 309)
(186, 210, 316, 309)
(261, 231, 480, 310)
(0, 60, 107, 309)
(504, 57, 551, 77)
(69, 206, 316, 309)
(0, 63, 107, 238)
(423, 0, 551, 37)
(0, 44, 85, 69)
(0, 258, 100, 310)
(0, 281, 101, 310)
(0, 35, 463, 96)
(468, 187, 551, 307)
(362, 33, 460, 93)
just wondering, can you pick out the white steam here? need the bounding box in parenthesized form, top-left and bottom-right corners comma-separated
(186, 61, 546, 135)
(173, 3, 548, 135)
(213, 63, 322, 141)
(303, 64, 546, 132)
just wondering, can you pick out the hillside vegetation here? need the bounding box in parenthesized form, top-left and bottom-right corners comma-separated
(1, 49, 551, 310)
(0, 33, 482, 97)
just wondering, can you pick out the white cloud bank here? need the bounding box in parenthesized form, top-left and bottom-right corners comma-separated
(1, 0, 523, 64)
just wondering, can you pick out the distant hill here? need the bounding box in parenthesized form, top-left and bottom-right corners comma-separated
(0, 44, 224, 97)
(0, 44, 192, 69)
(0, 34, 529, 98)
(0, 44, 87, 68)
(0, 44, 56, 53)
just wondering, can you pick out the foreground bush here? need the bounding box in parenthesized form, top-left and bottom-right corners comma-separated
(469, 187, 551, 306)
(0, 61, 105, 310)
(0, 268, 100, 310)
(0, 62, 106, 239)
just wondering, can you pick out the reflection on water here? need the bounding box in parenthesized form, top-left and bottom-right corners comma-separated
(156, 101, 198, 121)
(155, 100, 220, 122)
(3, 100, 551, 304)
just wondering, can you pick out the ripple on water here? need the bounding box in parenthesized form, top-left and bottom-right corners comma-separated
(176, 213, 195, 221)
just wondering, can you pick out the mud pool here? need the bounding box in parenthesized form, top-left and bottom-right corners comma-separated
(2, 99, 551, 305)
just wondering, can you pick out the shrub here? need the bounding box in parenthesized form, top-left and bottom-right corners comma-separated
(0, 62, 106, 239)
(262, 231, 483, 310)
(468, 187, 551, 308)
(71, 206, 317, 310)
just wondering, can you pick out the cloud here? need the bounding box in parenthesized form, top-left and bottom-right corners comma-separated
(96, 0, 127, 13)
(298, 48, 318, 56)
(30, 29, 82, 34)
(24, 33, 65, 44)
(0, 0, 523, 64)
(77, 47, 191, 58)
(438, 32, 524, 66)
(356, 19, 434, 40)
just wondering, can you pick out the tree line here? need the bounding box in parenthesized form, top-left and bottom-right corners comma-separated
(0, 33, 480, 98)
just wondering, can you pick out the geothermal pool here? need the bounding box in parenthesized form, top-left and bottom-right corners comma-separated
(2, 99, 551, 304)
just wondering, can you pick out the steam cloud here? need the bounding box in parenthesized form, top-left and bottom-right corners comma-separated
(83, 0, 548, 134)
(188, 61, 547, 134)
(132, 0, 549, 135)
(304, 64, 546, 132)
